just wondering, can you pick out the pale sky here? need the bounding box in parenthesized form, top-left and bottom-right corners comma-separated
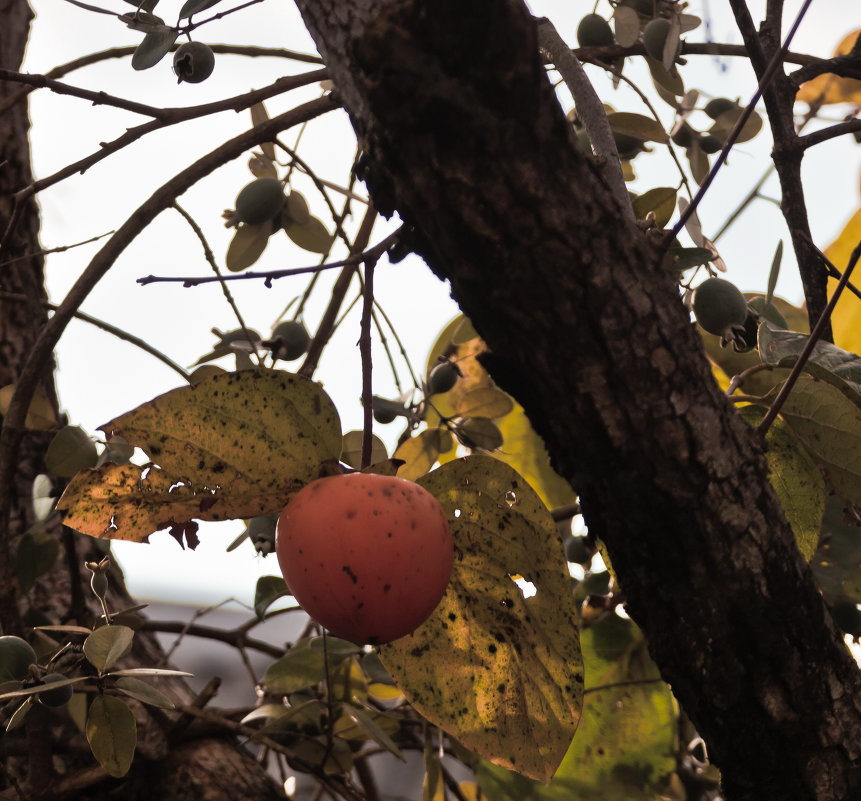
(19, 0, 861, 605)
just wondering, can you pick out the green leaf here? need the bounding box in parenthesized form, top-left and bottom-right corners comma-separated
(766, 241, 783, 306)
(254, 575, 289, 619)
(264, 641, 348, 695)
(759, 326, 861, 399)
(286, 191, 311, 226)
(394, 428, 445, 480)
(86, 695, 136, 778)
(612, 6, 640, 48)
(341, 430, 388, 469)
(131, 27, 178, 71)
(84, 625, 135, 673)
(57, 370, 341, 541)
(45, 425, 98, 478)
(768, 375, 861, 508)
(178, 0, 222, 18)
(114, 676, 175, 709)
(646, 57, 684, 97)
(380, 456, 583, 782)
(285, 216, 334, 254)
(477, 615, 675, 800)
(341, 704, 405, 760)
(670, 246, 713, 271)
(250, 102, 276, 162)
(632, 187, 676, 228)
(454, 417, 504, 451)
(606, 112, 669, 143)
(709, 107, 763, 144)
(739, 407, 825, 560)
(226, 223, 270, 271)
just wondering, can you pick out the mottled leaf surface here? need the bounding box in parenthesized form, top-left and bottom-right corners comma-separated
(380, 456, 582, 782)
(58, 370, 341, 541)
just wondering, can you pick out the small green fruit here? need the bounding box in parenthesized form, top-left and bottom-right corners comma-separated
(268, 320, 310, 361)
(564, 536, 592, 564)
(577, 14, 615, 47)
(692, 278, 749, 336)
(0, 636, 37, 683)
(428, 362, 460, 395)
(235, 178, 285, 225)
(643, 18, 672, 61)
(699, 134, 723, 154)
(704, 98, 738, 119)
(173, 42, 215, 84)
(371, 396, 401, 425)
(37, 673, 73, 707)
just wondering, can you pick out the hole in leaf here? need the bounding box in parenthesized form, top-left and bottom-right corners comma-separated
(511, 576, 537, 598)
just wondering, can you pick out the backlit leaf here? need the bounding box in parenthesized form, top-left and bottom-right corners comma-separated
(739, 407, 825, 560)
(178, 0, 222, 18)
(381, 456, 583, 782)
(0, 384, 57, 430)
(86, 695, 136, 778)
(285, 216, 333, 254)
(632, 187, 676, 228)
(394, 429, 444, 480)
(455, 388, 514, 420)
(477, 615, 675, 800)
(341, 430, 388, 469)
(131, 27, 177, 71)
(826, 208, 861, 355)
(607, 112, 668, 143)
(797, 30, 861, 106)
(57, 370, 341, 541)
(769, 375, 861, 508)
(226, 223, 270, 271)
(250, 101, 276, 162)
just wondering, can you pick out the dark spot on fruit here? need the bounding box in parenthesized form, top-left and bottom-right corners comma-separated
(342, 565, 358, 583)
(383, 583, 391, 592)
(346, 510, 356, 519)
(387, 531, 393, 538)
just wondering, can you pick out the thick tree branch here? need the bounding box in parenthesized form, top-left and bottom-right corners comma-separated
(293, 2, 861, 799)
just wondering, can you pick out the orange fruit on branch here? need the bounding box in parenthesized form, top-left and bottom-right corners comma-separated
(276, 472, 453, 645)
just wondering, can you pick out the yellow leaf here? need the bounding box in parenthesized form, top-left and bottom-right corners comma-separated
(58, 369, 341, 541)
(381, 456, 583, 782)
(797, 30, 861, 106)
(826, 208, 861, 354)
(0, 384, 58, 430)
(394, 429, 444, 480)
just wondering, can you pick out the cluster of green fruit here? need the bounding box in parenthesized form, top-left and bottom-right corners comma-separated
(576, 4, 680, 61)
(0, 635, 72, 707)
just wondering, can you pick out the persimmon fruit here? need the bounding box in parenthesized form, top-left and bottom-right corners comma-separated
(276, 473, 454, 645)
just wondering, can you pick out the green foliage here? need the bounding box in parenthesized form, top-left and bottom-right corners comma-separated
(86, 695, 137, 777)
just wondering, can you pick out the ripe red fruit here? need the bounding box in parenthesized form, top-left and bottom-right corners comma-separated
(276, 473, 454, 645)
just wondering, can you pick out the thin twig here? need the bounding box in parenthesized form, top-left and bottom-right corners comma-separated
(138, 228, 400, 287)
(668, 0, 814, 243)
(0, 291, 189, 381)
(172, 202, 262, 366)
(360, 260, 376, 470)
(0, 70, 329, 257)
(756, 238, 861, 436)
(298, 206, 378, 379)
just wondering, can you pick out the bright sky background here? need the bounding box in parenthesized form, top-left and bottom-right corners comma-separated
(19, 0, 861, 606)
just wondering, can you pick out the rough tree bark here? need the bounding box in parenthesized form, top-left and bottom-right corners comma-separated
(293, 2, 861, 800)
(0, 3, 284, 799)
